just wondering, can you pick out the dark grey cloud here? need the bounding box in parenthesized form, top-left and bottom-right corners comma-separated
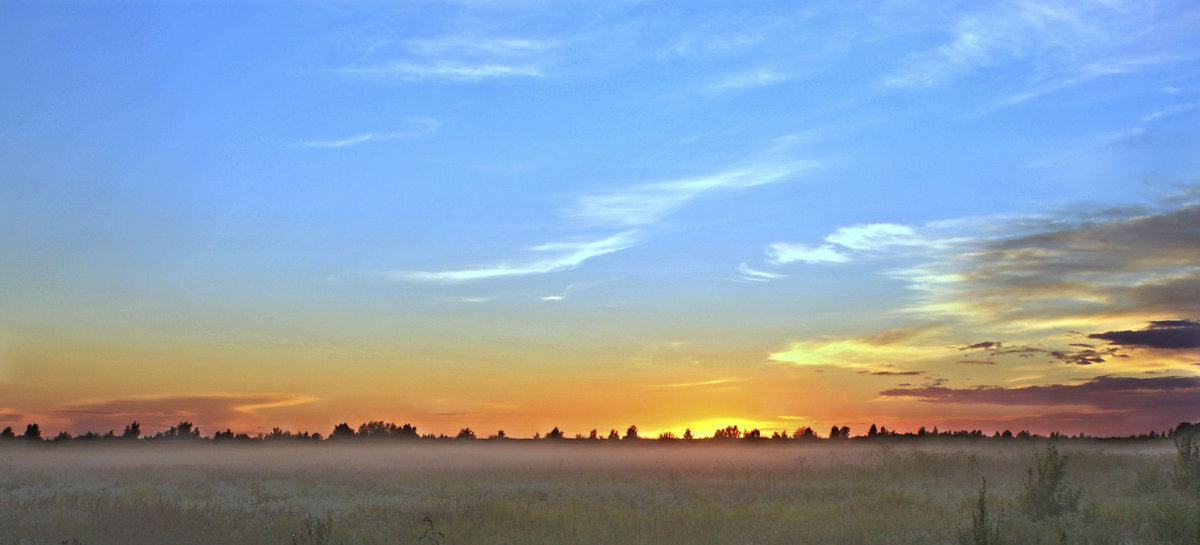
(866, 370, 925, 376)
(978, 343, 1122, 365)
(941, 203, 1200, 323)
(881, 375, 1200, 414)
(955, 360, 996, 365)
(1089, 319, 1200, 349)
(958, 341, 1002, 351)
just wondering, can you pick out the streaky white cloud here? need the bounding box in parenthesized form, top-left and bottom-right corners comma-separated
(343, 62, 542, 82)
(1142, 101, 1198, 123)
(765, 243, 848, 265)
(567, 161, 815, 227)
(344, 34, 553, 83)
(453, 297, 492, 303)
(300, 119, 440, 147)
(406, 37, 554, 56)
(705, 67, 789, 94)
(736, 262, 786, 281)
(385, 231, 638, 283)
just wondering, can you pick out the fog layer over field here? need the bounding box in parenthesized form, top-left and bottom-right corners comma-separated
(0, 441, 1194, 544)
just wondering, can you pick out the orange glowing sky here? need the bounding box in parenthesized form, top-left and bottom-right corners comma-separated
(2, 2, 1199, 439)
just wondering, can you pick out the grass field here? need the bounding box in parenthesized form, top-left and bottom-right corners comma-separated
(1, 440, 1196, 544)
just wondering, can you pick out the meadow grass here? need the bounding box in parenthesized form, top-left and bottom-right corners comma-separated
(0, 440, 1194, 544)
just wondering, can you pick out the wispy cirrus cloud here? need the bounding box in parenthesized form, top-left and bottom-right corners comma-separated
(384, 231, 638, 283)
(566, 161, 814, 227)
(382, 154, 814, 285)
(883, 1, 1196, 110)
(300, 119, 440, 148)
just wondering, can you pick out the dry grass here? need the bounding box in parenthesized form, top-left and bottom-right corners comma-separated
(0, 440, 1194, 544)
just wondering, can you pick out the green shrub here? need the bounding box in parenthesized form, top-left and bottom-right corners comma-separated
(1019, 445, 1080, 521)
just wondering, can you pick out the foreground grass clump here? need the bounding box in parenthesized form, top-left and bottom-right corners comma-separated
(0, 441, 1189, 545)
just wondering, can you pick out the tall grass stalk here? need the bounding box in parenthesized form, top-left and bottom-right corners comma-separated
(960, 477, 1001, 545)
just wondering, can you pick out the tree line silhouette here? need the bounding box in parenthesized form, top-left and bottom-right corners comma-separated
(1, 420, 1195, 444)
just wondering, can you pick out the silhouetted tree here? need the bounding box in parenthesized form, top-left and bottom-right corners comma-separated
(330, 422, 356, 440)
(0, 426, 14, 439)
(23, 423, 41, 441)
(213, 429, 234, 441)
(358, 420, 395, 438)
(683, 428, 694, 440)
(868, 424, 878, 437)
(122, 421, 140, 440)
(456, 427, 476, 440)
(545, 427, 564, 440)
(396, 423, 419, 439)
(607, 429, 619, 440)
(794, 426, 815, 440)
(160, 421, 200, 440)
(840, 426, 850, 438)
(744, 428, 762, 440)
(713, 425, 741, 440)
(624, 425, 639, 440)
(588, 429, 598, 440)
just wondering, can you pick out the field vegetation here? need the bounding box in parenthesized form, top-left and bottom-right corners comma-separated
(2, 438, 1198, 544)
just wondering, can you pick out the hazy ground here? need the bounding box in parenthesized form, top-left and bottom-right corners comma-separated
(0, 440, 1194, 544)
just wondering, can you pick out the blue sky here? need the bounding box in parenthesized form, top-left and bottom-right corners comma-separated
(1, 1, 1199, 437)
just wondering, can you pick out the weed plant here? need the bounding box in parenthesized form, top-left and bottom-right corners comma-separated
(959, 478, 1000, 545)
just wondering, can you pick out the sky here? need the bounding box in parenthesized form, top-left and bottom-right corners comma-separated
(1, 0, 1199, 439)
